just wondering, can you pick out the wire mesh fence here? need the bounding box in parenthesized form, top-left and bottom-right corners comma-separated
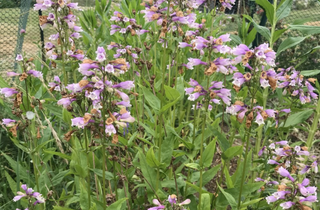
(0, 0, 95, 71)
(0, 0, 320, 72)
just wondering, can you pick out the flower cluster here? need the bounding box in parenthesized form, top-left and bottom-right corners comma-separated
(148, 194, 191, 210)
(277, 67, 318, 104)
(185, 78, 231, 108)
(110, 11, 145, 36)
(57, 46, 136, 138)
(34, 0, 83, 64)
(257, 141, 318, 209)
(13, 184, 45, 206)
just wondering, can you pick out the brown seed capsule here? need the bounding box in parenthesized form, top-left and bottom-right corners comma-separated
(150, 6, 158, 12)
(37, 127, 41, 139)
(234, 101, 244, 106)
(308, 78, 317, 84)
(301, 146, 308, 151)
(176, 11, 184, 17)
(194, 85, 202, 92)
(130, 28, 136, 36)
(244, 73, 252, 81)
(267, 76, 277, 91)
(9, 125, 18, 137)
(261, 110, 268, 120)
(82, 59, 95, 64)
(106, 117, 114, 125)
(83, 113, 92, 124)
(120, 107, 127, 115)
(278, 185, 287, 191)
(233, 85, 241, 92)
(151, 13, 160, 20)
(112, 134, 118, 144)
(245, 51, 253, 58)
(215, 38, 223, 45)
(79, 80, 89, 88)
(242, 57, 249, 65)
(247, 111, 254, 121)
(260, 71, 268, 79)
(209, 91, 217, 99)
(19, 73, 28, 81)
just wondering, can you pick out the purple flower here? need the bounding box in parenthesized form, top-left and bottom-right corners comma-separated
(278, 167, 295, 182)
(105, 124, 116, 135)
(78, 63, 99, 76)
(300, 195, 318, 202)
(112, 81, 134, 90)
(168, 194, 177, 204)
(266, 195, 277, 204)
(47, 13, 55, 21)
(148, 199, 165, 210)
(57, 98, 75, 108)
(258, 146, 266, 156)
(0, 88, 18, 97)
(267, 159, 280, 165)
(279, 201, 295, 209)
(105, 64, 115, 73)
(20, 29, 26, 34)
(2, 119, 16, 127)
(27, 70, 43, 79)
(7, 72, 20, 77)
(255, 112, 264, 126)
(185, 58, 207, 70)
(71, 117, 88, 129)
(16, 54, 23, 61)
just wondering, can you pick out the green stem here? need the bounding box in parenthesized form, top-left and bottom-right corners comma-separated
(306, 92, 320, 148)
(269, 0, 278, 48)
(85, 128, 91, 207)
(237, 125, 252, 209)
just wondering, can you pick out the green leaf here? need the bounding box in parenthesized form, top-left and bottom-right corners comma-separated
(53, 207, 74, 210)
(185, 163, 200, 170)
(289, 25, 320, 35)
(222, 146, 243, 161)
(273, 28, 287, 43)
(277, 37, 306, 55)
(89, 168, 114, 180)
(200, 165, 220, 186)
(276, 0, 293, 21)
(202, 138, 217, 168)
(240, 198, 263, 209)
(245, 28, 257, 46)
(2, 152, 33, 185)
(243, 15, 271, 41)
(107, 198, 128, 210)
(62, 108, 72, 126)
(0, 76, 9, 88)
(139, 151, 158, 191)
(284, 109, 314, 127)
(300, 70, 320, 77)
(164, 85, 180, 101)
(80, 181, 89, 210)
(218, 185, 238, 210)
(224, 165, 234, 188)
(51, 170, 70, 186)
(5, 171, 17, 194)
(146, 147, 161, 168)
(141, 86, 160, 111)
(211, 127, 230, 152)
(43, 149, 71, 160)
(199, 193, 211, 210)
(255, 0, 275, 24)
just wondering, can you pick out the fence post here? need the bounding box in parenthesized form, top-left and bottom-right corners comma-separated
(14, 0, 32, 69)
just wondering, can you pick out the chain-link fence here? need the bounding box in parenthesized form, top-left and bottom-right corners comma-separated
(1, 0, 320, 71)
(0, 0, 95, 71)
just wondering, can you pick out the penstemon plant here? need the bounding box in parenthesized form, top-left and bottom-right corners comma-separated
(0, 0, 319, 210)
